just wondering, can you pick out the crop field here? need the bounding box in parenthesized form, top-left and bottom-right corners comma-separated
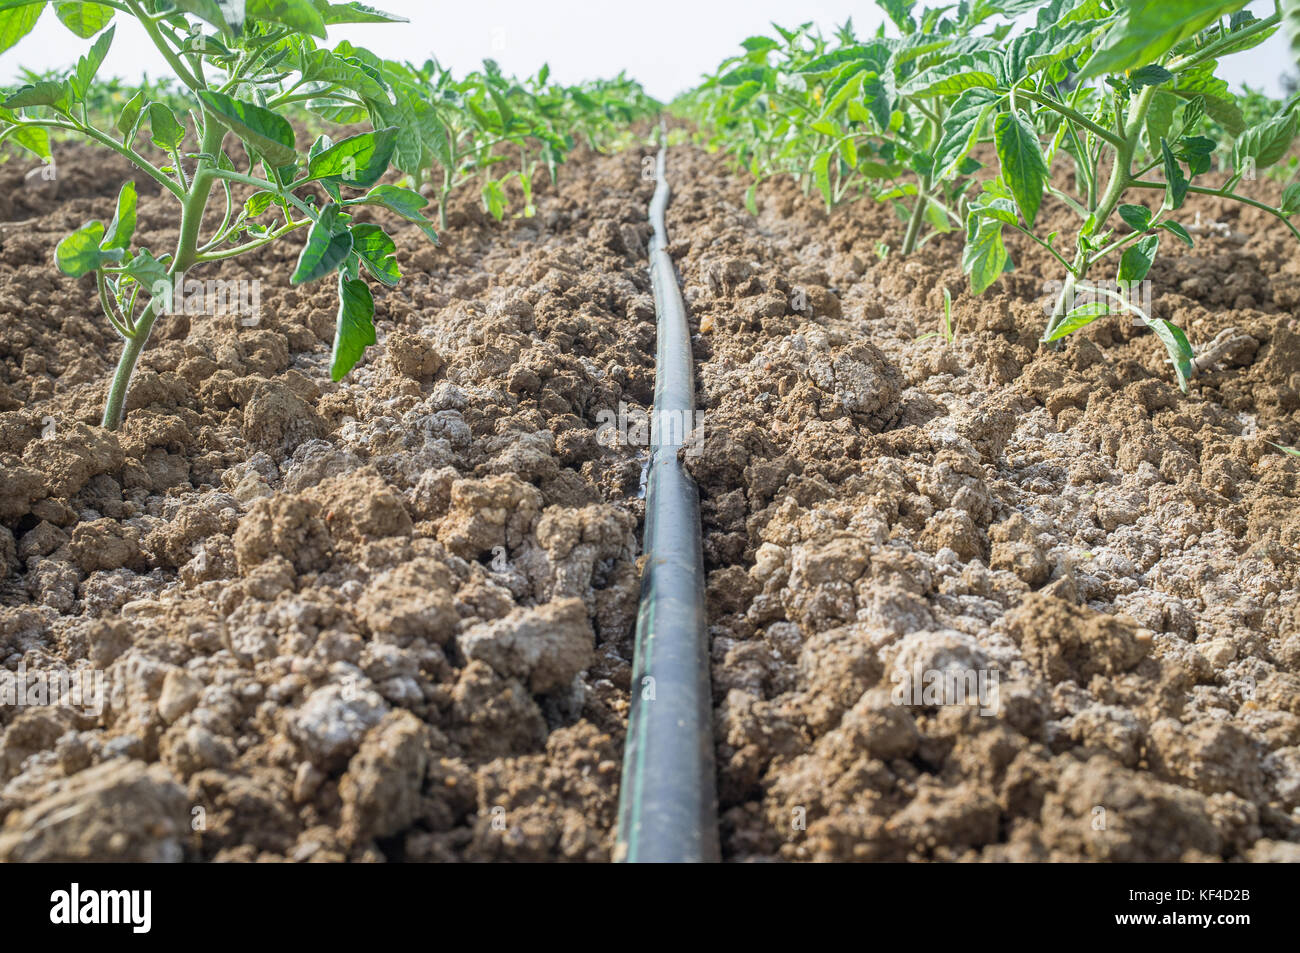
(0, 0, 1298, 876)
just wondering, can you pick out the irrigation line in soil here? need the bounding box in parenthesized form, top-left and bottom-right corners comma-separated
(613, 142, 721, 863)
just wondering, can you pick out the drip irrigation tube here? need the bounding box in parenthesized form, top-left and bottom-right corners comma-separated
(614, 142, 720, 863)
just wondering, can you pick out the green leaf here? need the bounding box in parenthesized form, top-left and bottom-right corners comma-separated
(905, 53, 1000, 98)
(1118, 234, 1159, 283)
(1118, 204, 1153, 231)
(363, 83, 434, 175)
(330, 274, 375, 381)
(481, 178, 506, 220)
(1080, 0, 1248, 80)
(116, 89, 145, 141)
(934, 88, 1000, 181)
(244, 191, 276, 218)
(728, 80, 762, 110)
(169, 0, 239, 35)
(718, 65, 767, 87)
(1128, 64, 1173, 89)
(994, 110, 1047, 227)
(1149, 318, 1194, 393)
(305, 127, 397, 188)
(301, 48, 388, 100)
(55, 1, 113, 38)
(812, 151, 832, 208)
(1045, 301, 1109, 342)
(0, 2, 44, 56)
(878, 0, 916, 33)
(291, 205, 353, 284)
(9, 124, 51, 160)
(1160, 139, 1189, 210)
(1282, 183, 1300, 217)
(1175, 134, 1214, 176)
(1160, 221, 1194, 246)
(1171, 68, 1244, 136)
(348, 184, 437, 242)
(963, 215, 1010, 295)
(314, 2, 407, 25)
(1179, 96, 1205, 134)
(1144, 90, 1176, 156)
(1233, 111, 1298, 172)
(1005, 18, 1108, 79)
(970, 195, 1019, 227)
(55, 221, 114, 278)
(70, 24, 115, 100)
(198, 90, 297, 167)
(121, 248, 171, 290)
(102, 181, 137, 252)
(349, 223, 400, 286)
(148, 102, 186, 152)
(247, 0, 326, 38)
(4, 81, 70, 111)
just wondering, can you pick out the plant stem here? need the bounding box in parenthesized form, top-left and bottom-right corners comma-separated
(440, 166, 452, 230)
(1167, 12, 1281, 76)
(102, 111, 224, 430)
(125, 0, 203, 92)
(1130, 179, 1300, 242)
(194, 218, 309, 262)
(8, 118, 184, 198)
(100, 298, 160, 430)
(1043, 249, 1089, 343)
(1042, 87, 1153, 344)
(1017, 88, 1125, 148)
(901, 185, 929, 255)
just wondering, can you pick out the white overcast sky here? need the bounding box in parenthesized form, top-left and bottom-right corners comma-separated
(0, 0, 1292, 100)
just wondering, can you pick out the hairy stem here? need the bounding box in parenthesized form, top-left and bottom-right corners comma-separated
(1043, 249, 1090, 343)
(901, 184, 929, 255)
(102, 112, 224, 430)
(125, 0, 203, 92)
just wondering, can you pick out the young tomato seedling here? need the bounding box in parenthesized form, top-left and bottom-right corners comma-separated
(0, 0, 438, 430)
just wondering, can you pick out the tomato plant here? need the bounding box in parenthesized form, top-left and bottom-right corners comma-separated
(0, 0, 438, 431)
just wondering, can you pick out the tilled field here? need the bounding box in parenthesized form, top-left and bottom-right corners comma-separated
(0, 141, 657, 861)
(1, 136, 1298, 862)
(672, 143, 1300, 861)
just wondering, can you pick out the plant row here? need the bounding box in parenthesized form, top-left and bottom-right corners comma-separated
(676, 0, 1300, 390)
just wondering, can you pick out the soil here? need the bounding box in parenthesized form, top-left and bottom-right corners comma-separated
(672, 141, 1300, 862)
(0, 128, 1297, 862)
(0, 139, 656, 861)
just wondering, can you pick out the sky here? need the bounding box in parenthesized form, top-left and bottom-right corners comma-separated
(0, 0, 1292, 101)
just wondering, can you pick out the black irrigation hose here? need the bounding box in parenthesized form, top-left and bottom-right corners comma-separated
(614, 142, 721, 863)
